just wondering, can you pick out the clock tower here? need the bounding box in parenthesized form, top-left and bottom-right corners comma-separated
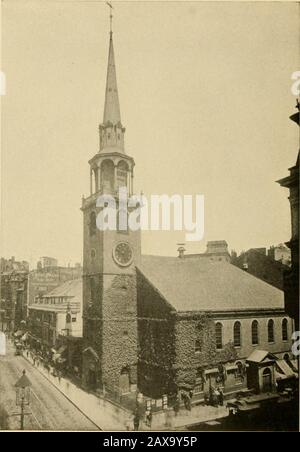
(81, 28, 141, 395)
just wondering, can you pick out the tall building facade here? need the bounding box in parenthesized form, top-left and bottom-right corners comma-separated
(277, 103, 299, 330)
(81, 30, 141, 394)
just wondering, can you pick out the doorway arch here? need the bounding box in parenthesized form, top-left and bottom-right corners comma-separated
(119, 367, 130, 395)
(262, 367, 272, 392)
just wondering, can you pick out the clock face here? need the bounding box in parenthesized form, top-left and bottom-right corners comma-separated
(113, 242, 133, 267)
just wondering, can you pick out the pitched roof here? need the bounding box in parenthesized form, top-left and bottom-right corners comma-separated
(43, 278, 82, 299)
(246, 350, 276, 363)
(137, 256, 284, 312)
(28, 278, 82, 313)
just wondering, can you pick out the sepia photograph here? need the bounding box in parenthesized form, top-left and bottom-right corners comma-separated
(0, 0, 299, 434)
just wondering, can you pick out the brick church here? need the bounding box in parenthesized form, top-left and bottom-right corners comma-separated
(81, 29, 294, 401)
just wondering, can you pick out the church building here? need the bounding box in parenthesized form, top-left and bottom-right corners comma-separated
(81, 27, 294, 402)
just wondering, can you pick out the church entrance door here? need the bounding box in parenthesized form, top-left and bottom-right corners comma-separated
(88, 369, 97, 390)
(262, 368, 272, 392)
(119, 368, 130, 394)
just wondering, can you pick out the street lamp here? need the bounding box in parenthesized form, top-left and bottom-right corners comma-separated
(15, 369, 32, 430)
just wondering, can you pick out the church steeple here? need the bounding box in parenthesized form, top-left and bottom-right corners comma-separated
(99, 30, 125, 153)
(103, 32, 121, 125)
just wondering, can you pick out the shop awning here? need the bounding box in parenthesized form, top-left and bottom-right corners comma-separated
(205, 368, 219, 375)
(226, 364, 238, 371)
(276, 360, 297, 379)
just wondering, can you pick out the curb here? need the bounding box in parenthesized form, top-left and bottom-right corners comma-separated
(21, 353, 103, 431)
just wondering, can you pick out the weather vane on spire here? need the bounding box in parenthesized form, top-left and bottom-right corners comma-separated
(106, 2, 113, 34)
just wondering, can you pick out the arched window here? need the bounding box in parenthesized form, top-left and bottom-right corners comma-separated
(101, 159, 114, 192)
(233, 321, 241, 347)
(215, 322, 223, 350)
(282, 318, 288, 341)
(268, 319, 274, 343)
(116, 160, 129, 190)
(251, 320, 259, 345)
(195, 340, 201, 353)
(89, 211, 97, 236)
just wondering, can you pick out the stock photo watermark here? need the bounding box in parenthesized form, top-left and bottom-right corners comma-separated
(95, 188, 205, 242)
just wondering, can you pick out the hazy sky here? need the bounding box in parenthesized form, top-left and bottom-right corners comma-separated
(1, 0, 299, 268)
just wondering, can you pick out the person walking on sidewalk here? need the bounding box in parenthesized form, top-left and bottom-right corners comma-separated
(218, 388, 224, 406)
(133, 409, 140, 431)
(146, 408, 152, 428)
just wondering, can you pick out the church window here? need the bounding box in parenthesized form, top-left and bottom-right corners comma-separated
(251, 320, 259, 345)
(233, 321, 241, 347)
(195, 339, 201, 353)
(268, 319, 275, 343)
(282, 318, 288, 341)
(101, 160, 114, 192)
(116, 160, 128, 190)
(215, 322, 223, 349)
(91, 249, 96, 259)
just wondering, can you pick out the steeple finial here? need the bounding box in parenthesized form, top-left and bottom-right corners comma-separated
(106, 2, 113, 35)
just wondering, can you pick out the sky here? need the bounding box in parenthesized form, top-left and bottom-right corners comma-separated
(0, 0, 299, 268)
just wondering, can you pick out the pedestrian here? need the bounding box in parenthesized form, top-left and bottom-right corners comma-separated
(219, 388, 224, 406)
(173, 397, 180, 416)
(133, 410, 140, 431)
(214, 387, 220, 407)
(209, 385, 214, 406)
(125, 413, 131, 431)
(146, 408, 152, 428)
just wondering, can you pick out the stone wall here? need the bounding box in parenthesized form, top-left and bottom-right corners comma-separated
(137, 269, 176, 398)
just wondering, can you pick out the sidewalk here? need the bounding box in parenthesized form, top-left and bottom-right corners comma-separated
(151, 403, 228, 430)
(22, 351, 129, 431)
(21, 349, 229, 431)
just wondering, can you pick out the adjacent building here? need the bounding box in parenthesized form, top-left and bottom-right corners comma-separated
(231, 248, 288, 290)
(0, 269, 28, 332)
(28, 278, 82, 349)
(27, 262, 82, 308)
(27, 278, 83, 375)
(277, 103, 299, 330)
(268, 244, 291, 266)
(184, 240, 231, 263)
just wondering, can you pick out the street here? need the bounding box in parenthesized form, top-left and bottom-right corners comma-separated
(0, 341, 99, 431)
